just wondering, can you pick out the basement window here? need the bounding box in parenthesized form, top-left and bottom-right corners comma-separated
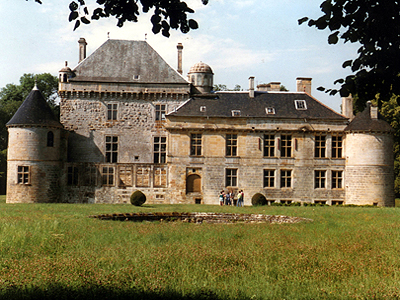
(231, 110, 241, 117)
(266, 107, 275, 114)
(295, 100, 307, 110)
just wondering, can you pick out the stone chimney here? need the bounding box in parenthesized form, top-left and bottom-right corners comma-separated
(369, 102, 379, 119)
(342, 94, 354, 120)
(257, 82, 281, 92)
(296, 77, 312, 95)
(249, 76, 255, 98)
(177, 43, 183, 75)
(78, 38, 87, 63)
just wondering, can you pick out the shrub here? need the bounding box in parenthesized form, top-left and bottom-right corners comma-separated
(130, 190, 146, 206)
(251, 193, 267, 206)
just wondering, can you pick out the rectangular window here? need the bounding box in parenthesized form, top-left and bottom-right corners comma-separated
(83, 165, 97, 186)
(17, 166, 30, 184)
(154, 136, 167, 163)
(314, 170, 326, 188)
(136, 166, 150, 187)
(67, 166, 79, 186)
(107, 103, 118, 121)
(332, 135, 343, 158)
(263, 169, 275, 188)
(226, 168, 237, 187)
(119, 166, 133, 187)
(315, 134, 326, 158)
(190, 134, 202, 156)
(264, 134, 275, 157)
(155, 104, 166, 121)
(105, 136, 118, 163)
(332, 171, 343, 189)
(102, 166, 114, 186)
(280, 170, 292, 188)
(154, 166, 167, 187)
(231, 110, 241, 117)
(281, 135, 292, 157)
(295, 100, 307, 110)
(266, 107, 275, 114)
(226, 134, 238, 157)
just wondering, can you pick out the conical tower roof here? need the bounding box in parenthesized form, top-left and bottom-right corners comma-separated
(7, 85, 62, 128)
(344, 102, 394, 133)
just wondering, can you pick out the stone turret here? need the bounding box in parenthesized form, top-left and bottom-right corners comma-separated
(188, 62, 214, 94)
(6, 84, 67, 203)
(344, 102, 395, 206)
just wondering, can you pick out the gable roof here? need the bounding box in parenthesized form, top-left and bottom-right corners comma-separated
(168, 91, 347, 120)
(70, 39, 188, 84)
(7, 87, 62, 128)
(344, 103, 394, 132)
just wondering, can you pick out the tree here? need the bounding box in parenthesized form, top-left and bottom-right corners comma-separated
(374, 95, 400, 197)
(213, 84, 241, 91)
(299, 1, 400, 105)
(29, 0, 207, 37)
(0, 73, 58, 193)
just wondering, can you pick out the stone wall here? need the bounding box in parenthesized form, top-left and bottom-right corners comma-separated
(60, 96, 188, 164)
(345, 132, 395, 206)
(166, 116, 348, 205)
(7, 127, 65, 203)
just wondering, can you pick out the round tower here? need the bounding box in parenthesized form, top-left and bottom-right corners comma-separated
(344, 102, 395, 206)
(187, 62, 214, 94)
(6, 84, 67, 203)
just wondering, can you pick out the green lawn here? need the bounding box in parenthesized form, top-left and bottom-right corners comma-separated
(0, 199, 400, 299)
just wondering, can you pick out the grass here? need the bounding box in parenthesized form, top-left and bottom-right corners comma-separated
(0, 196, 400, 299)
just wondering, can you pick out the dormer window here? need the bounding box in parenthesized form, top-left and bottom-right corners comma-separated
(266, 107, 275, 114)
(200, 106, 206, 112)
(232, 110, 241, 117)
(133, 75, 140, 80)
(295, 100, 307, 110)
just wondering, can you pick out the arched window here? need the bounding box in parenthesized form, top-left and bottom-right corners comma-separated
(47, 131, 54, 147)
(186, 174, 201, 194)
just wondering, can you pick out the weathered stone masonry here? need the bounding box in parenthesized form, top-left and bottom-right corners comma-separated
(6, 38, 395, 206)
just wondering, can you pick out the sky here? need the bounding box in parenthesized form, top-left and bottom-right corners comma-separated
(0, 0, 361, 112)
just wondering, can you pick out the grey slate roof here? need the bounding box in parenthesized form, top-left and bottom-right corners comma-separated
(7, 88, 62, 128)
(344, 103, 394, 132)
(168, 91, 347, 120)
(71, 39, 188, 84)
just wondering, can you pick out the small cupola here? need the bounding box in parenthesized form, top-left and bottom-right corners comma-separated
(188, 62, 214, 94)
(59, 61, 73, 83)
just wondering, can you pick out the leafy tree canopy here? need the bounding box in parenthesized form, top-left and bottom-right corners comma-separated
(213, 84, 242, 91)
(373, 95, 400, 196)
(299, 0, 400, 105)
(28, 0, 207, 37)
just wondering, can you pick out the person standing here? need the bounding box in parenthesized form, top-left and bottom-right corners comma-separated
(225, 191, 231, 206)
(237, 190, 243, 207)
(219, 191, 224, 206)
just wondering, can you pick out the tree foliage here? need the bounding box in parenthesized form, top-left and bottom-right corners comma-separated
(374, 95, 400, 196)
(29, 0, 207, 37)
(213, 84, 242, 91)
(300, 1, 400, 104)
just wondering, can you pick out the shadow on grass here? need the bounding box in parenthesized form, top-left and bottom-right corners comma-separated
(0, 285, 251, 300)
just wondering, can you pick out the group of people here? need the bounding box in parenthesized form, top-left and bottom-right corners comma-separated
(219, 190, 244, 207)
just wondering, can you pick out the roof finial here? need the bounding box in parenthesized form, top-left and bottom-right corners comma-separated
(107, 32, 110, 39)
(33, 77, 38, 91)
(145, 33, 147, 41)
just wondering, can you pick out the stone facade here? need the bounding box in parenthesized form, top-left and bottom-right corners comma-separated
(6, 38, 395, 206)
